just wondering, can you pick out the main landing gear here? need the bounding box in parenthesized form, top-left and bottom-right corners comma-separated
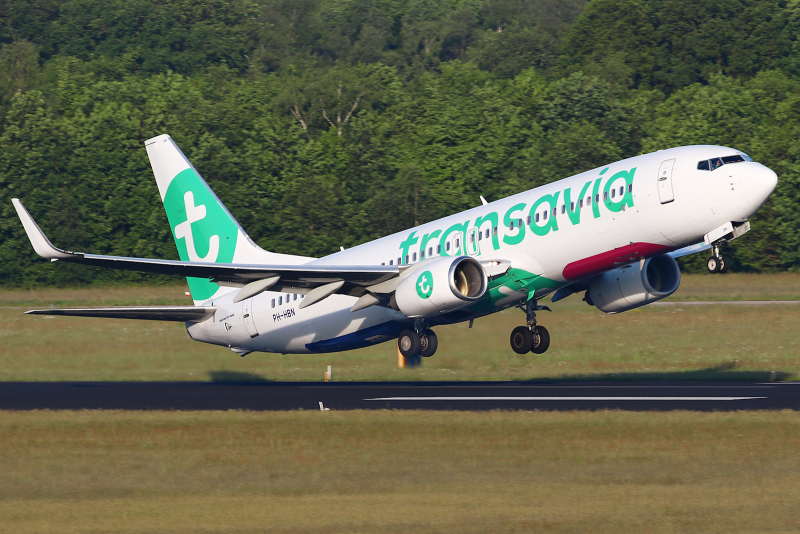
(398, 320, 438, 364)
(510, 299, 551, 355)
(707, 243, 729, 274)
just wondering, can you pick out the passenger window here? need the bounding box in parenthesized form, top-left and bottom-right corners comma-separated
(446, 242, 450, 251)
(421, 250, 426, 259)
(619, 186, 624, 196)
(510, 221, 515, 230)
(595, 194, 599, 203)
(412, 252, 417, 262)
(271, 299, 275, 308)
(561, 205, 565, 214)
(611, 189, 615, 199)
(455, 238, 460, 250)
(381, 262, 385, 265)
(397, 257, 401, 265)
(437, 244, 441, 253)
(477, 232, 482, 241)
(493, 226, 498, 236)
(535, 213, 540, 222)
(294, 294, 298, 301)
(543, 210, 547, 220)
(526, 215, 531, 225)
(429, 246, 434, 256)
(710, 157, 723, 171)
(518, 218, 522, 228)
(697, 160, 710, 171)
(628, 184, 633, 193)
(485, 229, 489, 239)
(579, 199, 583, 208)
(570, 202, 574, 211)
(279, 296, 282, 305)
(405, 255, 409, 265)
(389, 259, 393, 265)
(552, 207, 556, 217)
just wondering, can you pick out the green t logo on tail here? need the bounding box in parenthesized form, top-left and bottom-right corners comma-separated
(163, 168, 238, 301)
(416, 271, 433, 299)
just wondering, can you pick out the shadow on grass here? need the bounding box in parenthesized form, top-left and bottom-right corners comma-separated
(207, 370, 271, 382)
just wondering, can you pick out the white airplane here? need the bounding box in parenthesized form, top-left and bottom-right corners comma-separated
(12, 135, 777, 360)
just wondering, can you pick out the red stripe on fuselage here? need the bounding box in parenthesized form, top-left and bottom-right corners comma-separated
(562, 242, 674, 281)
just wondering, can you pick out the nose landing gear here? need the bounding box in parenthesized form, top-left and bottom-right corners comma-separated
(707, 243, 729, 274)
(510, 299, 551, 355)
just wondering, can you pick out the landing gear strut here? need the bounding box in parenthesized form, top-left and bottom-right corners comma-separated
(707, 243, 729, 274)
(510, 299, 551, 355)
(398, 320, 438, 363)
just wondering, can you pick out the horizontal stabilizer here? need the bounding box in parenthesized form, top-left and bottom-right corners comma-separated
(25, 306, 216, 322)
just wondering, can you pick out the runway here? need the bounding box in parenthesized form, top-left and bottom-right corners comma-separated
(1, 381, 798, 411)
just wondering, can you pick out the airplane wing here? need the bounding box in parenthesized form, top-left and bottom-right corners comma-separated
(12, 199, 398, 298)
(25, 306, 216, 322)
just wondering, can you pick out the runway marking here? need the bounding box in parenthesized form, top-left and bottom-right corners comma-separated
(365, 396, 768, 401)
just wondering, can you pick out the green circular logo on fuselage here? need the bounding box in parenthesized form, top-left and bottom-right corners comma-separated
(416, 271, 434, 299)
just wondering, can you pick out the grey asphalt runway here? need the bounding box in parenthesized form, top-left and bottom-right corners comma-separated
(1, 381, 799, 411)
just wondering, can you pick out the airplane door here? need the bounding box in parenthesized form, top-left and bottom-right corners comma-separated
(242, 299, 259, 338)
(658, 159, 675, 204)
(466, 228, 479, 256)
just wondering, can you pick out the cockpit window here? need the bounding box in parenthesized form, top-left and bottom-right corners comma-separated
(697, 154, 748, 171)
(721, 155, 745, 164)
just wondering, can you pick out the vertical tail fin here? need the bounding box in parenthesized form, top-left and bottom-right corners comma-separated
(145, 134, 310, 304)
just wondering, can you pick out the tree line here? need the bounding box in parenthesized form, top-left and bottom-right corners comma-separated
(0, 0, 798, 287)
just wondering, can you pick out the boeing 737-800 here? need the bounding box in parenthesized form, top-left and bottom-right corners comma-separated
(12, 135, 777, 360)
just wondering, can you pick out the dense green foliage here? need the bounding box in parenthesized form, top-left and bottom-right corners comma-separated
(0, 0, 798, 286)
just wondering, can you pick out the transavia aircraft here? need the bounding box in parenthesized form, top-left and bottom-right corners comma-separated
(12, 135, 778, 360)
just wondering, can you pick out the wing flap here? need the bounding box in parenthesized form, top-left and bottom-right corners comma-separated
(25, 306, 216, 322)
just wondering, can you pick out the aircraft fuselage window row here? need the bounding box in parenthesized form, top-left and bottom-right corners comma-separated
(383, 226, 505, 265)
(697, 154, 751, 171)
(272, 293, 302, 308)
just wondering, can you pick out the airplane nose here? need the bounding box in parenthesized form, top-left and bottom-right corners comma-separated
(756, 167, 779, 200)
(742, 165, 778, 202)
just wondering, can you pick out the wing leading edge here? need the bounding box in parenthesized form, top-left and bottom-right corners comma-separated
(12, 199, 398, 296)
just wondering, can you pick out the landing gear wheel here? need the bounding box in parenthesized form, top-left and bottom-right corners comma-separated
(530, 326, 550, 354)
(419, 329, 438, 358)
(510, 326, 534, 354)
(707, 256, 721, 273)
(398, 329, 421, 358)
(718, 257, 729, 273)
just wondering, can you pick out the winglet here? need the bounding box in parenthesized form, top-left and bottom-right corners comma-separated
(11, 199, 73, 260)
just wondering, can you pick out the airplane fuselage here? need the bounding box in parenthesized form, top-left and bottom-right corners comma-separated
(188, 145, 777, 355)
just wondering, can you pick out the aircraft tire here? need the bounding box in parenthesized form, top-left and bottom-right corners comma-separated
(719, 257, 729, 273)
(510, 326, 533, 354)
(707, 256, 721, 273)
(420, 330, 438, 357)
(398, 329, 421, 358)
(531, 326, 550, 354)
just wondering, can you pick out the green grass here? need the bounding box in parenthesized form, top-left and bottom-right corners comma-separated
(1, 409, 800, 533)
(1, 274, 799, 382)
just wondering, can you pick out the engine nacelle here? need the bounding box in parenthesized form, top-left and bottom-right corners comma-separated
(588, 254, 681, 313)
(394, 256, 487, 318)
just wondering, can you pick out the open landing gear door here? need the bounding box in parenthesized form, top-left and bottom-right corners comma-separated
(658, 159, 675, 204)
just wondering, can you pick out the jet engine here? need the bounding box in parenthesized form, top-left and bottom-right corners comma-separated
(587, 254, 681, 313)
(394, 256, 487, 318)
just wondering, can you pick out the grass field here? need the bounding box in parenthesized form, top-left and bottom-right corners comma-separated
(1, 273, 799, 382)
(1, 409, 799, 534)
